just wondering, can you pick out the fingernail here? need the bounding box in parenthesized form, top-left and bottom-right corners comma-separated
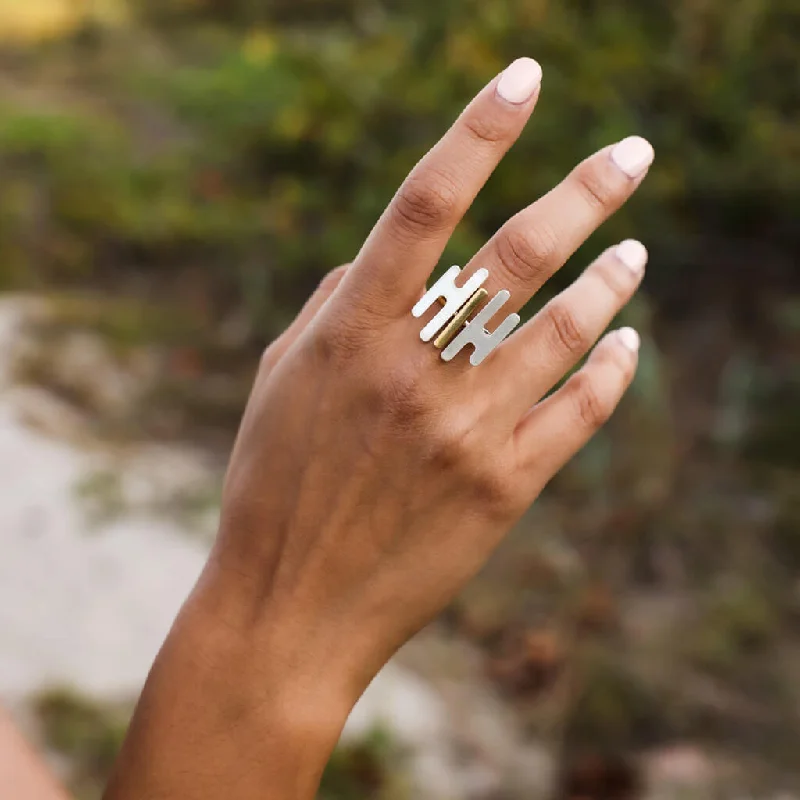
(615, 239, 648, 274)
(618, 327, 641, 352)
(610, 136, 654, 178)
(496, 58, 543, 105)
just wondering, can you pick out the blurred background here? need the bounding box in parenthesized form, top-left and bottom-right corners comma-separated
(0, 1, 798, 798)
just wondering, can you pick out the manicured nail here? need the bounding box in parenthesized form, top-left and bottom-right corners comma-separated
(615, 239, 648, 274)
(496, 58, 543, 105)
(618, 327, 641, 352)
(610, 136, 654, 178)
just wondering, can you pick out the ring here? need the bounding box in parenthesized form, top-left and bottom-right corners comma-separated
(412, 266, 521, 366)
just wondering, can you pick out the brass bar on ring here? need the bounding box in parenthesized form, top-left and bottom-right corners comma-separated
(434, 288, 489, 350)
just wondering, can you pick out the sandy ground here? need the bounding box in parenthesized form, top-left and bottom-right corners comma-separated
(0, 418, 209, 698)
(0, 300, 209, 698)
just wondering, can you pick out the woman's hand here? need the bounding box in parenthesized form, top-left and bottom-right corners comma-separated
(106, 58, 653, 800)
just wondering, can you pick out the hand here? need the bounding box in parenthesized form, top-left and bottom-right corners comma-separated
(107, 57, 653, 800)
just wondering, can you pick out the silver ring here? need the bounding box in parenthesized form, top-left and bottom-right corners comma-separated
(412, 266, 520, 367)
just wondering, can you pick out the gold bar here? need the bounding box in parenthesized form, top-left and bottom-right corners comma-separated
(433, 288, 489, 349)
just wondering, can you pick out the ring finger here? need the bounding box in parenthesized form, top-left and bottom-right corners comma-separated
(491, 239, 647, 423)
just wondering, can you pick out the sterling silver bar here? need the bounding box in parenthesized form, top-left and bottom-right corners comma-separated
(440, 289, 520, 366)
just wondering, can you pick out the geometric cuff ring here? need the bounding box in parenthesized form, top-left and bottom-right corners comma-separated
(412, 266, 521, 366)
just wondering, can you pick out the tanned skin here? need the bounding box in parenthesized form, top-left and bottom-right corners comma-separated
(103, 57, 654, 800)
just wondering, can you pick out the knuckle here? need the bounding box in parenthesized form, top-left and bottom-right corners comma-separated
(572, 372, 614, 429)
(471, 461, 517, 513)
(428, 414, 474, 472)
(259, 340, 281, 372)
(495, 221, 561, 285)
(319, 264, 348, 292)
(463, 112, 510, 145)
(393, 172, 461, 234)
(428, 421, 516, 511)
(595, 256, 635, 302)
(545, 301, 589, 357)
(312, 317, 366, 363)
(608, 341, 637, 380)
(573, 161, 619, 211)
(377, 364, 430, 425)
(592, 258, 638, 308)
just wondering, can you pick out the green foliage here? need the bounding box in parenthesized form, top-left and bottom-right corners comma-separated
(73, 465, 222, 533)
(687, 582, 778, 674)
(566, 644, 664, 750)
(74, 468, 127, 528)
(34, 688, 129, 800)
(3, 1, 800, 793)
(320, 728, 406, 800)
(2, 0, 799, 334)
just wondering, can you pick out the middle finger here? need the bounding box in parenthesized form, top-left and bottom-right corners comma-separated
(462, 135, 654, 314)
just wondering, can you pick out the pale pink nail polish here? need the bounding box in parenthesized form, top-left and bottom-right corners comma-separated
(615, 239, 648, 274)
(496, 58, 543, 105)
(611, 136, 655, 178)
(618, 327, 641, 352)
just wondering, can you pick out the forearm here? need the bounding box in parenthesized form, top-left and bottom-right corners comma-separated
(104, 564, 354, 800)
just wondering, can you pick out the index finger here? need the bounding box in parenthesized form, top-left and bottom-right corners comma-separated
(341, 58, 543, 318)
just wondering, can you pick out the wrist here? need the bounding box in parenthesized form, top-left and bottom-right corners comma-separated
(188, 556, 359, 731)
(107, 558, 354, 800)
